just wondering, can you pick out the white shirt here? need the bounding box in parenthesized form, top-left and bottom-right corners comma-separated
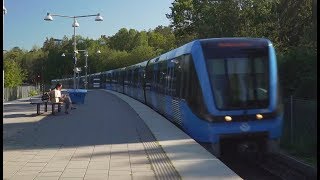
(54, 89, 61, 98)
(50, 89, 61, 102)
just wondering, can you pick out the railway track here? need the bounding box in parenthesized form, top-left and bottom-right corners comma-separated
(201, 143, 317, 180)
(256, 152, 317, 180)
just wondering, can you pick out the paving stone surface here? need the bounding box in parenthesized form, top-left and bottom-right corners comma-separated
(3, 90, 161, 180)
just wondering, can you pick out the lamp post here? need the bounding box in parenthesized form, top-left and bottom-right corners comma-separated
(84, 51, 88, 89)
(3, 0, 7, 101)
(44, 12, 103, 89)
(73, 49, 101, 89)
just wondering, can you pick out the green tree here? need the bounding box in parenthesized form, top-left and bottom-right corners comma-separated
(166, 0, 197, 45)
(276, 0, 313, 50)
(166, 0, 241, 44)
(4, 60, 27, 87)
(128, 45, 158, 65)
(109, 28, 138, 51)
(148, 26, 177, 52)
(132, 31, 149, 47)
(22, 47, 48, 84)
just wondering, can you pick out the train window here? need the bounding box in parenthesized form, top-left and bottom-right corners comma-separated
(171, 66, 176, 97)
(184, 54, 208, 117)
(205, 47, 269, 110)
(134, 68, 139, 88)
(173, 56, 183, 98)
(159, 61, 167, 94)
(170, 58, 180, 98)
(138, 69, 144, 88)
(166, 66, 171, 96)
(181, 55, 190, 99)
(176, 62, 181, 97)
(106, 74, 110, 83)
(128, 69, 131, 86)
(131, 69, 134, 87)
(115, 72, 118, 84)
(127, 70, 130, 86)
(154, 64, 160, 93)
(165, 63, 174, 96)
(124, 70, 127, 85)
(128, 70, 131, 86)
(145, 62, 153, 90)
(111, 73, 114, 84)
(119, 71, 122, 86)
(253, 58, 269, 101)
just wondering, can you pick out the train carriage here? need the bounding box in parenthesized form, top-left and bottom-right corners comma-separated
(144, 38, 283, 156)
(123, 61, 148, 102)
(51, 38, 283, 157)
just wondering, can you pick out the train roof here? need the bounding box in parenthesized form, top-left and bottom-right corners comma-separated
(198, 37, 271, 47)
(104, 67, 126, 73)
(149, 41, 194, 64)
(149, 37, 272, 64)
(125, 60, 148, 70)
(52, 38, 272, 79)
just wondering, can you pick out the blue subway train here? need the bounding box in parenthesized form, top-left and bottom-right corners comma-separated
(53, 38, 283, 156)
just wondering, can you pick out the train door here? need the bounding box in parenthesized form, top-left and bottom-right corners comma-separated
(158, 61, 167, 114)
(145, 62, 153, 106)
(167, 63, 174, 96)
(137, 67, 144, 102)
(119, 69, 124, 93)
(152, 62, 159, 109)
(165, 60, 175, 120)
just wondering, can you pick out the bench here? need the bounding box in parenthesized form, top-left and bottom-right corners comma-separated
(30, 99, 64, 115)
(30, 100, 48, 115)
(50, 102, 64, 115)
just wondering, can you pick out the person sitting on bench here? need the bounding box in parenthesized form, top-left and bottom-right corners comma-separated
(50, 83, 76, 114)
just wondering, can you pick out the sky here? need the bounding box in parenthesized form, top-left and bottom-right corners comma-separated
(3, 0, 174, 51)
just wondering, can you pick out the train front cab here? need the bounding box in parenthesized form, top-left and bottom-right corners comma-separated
(144, 38, 283, 157)
(187, 39, 283, 156)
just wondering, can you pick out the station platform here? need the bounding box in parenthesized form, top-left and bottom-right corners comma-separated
(3, 89, 242, 180)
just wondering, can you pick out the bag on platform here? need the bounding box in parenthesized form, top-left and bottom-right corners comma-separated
(41, 92, 50, 101)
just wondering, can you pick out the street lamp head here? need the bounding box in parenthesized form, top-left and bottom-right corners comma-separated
(3, 5, 7, 15)
(95, 13, 103, 21)
(96, 50, 101, 54)
(72, 19, 79, 27)
(44, 13, 53, 21)
(61, 53, 66, 57)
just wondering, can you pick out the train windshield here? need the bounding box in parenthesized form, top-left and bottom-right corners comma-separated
(201, 42, 269, 110)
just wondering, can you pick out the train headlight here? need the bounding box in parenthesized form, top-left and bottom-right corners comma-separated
(225, 116, 232, 122)
(256, 114, 263, 120)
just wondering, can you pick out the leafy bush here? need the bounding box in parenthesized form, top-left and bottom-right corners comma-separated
(28, 89, 39, 97)
(277, 47, 317, 99)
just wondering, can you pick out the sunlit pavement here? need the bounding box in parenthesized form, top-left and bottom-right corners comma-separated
(3, 90, 241, 180)
(3, 91, 157, 180)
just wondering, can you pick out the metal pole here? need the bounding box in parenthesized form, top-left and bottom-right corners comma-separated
(42, 64, 44, 94)
(85, 51, 88, 89)
(73, 17, 76, 90)
(3, 0, 6, 101)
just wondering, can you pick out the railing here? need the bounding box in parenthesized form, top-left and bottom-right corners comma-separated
(3, 84, 52, 102)
(280, 96, 317, 166)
